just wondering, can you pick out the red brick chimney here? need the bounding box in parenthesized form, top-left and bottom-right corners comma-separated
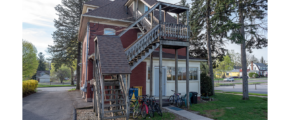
(251, 61, 253, 70)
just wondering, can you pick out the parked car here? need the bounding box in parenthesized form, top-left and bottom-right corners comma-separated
(223, 77, 234, 82)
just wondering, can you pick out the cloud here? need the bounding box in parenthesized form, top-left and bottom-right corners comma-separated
(22, 0, 61, 27)
(22, 27, 54, 58)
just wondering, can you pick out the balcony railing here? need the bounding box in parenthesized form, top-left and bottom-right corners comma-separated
(160, 22, 189, 39)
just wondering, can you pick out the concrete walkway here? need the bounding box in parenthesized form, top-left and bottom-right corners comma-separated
(163, 106, 213, 120)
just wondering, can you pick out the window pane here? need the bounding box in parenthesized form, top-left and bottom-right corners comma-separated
(172, 67, 176, 80)
(167, 67, 172, 80)
(104, 29, 115, 35)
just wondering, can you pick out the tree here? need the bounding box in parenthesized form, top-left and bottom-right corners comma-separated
(22, 40, 39, 80)
(228, 49, 242, 66)
(37, 52, 46, 71)
(178, 0, 190, 24)
(249, 55, 259, 63)
(260, 56, 264, 63)
(226, 0, 268, 100)
(214, 55, 234, 80)
(55, 65, 71, 83)
(48, 0, 89, 89)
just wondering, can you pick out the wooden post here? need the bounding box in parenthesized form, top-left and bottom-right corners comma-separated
(176, 13, 179, 24)
(175, 49, 178, 94)
(255, 84, 256, 90)
(159, 44, 163, 108)
(136, 0, 139, 20)
(126, 74, 130, 120)
(150, 12, 153, 28)
(186, 10, 190, 109)
(164, 10, 166, 22)
(150, 54, 153, 96)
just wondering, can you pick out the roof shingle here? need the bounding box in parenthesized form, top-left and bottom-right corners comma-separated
(97, 35, 131, 74)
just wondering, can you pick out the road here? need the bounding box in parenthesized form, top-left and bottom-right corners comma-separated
(23, 87, 76, 120)
(215, 84, 268, 94)
(215, 79, 267, 83)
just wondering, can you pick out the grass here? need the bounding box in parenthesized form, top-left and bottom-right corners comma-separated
(190, 93, 267, 120)
(224, 92, 267, 96)
(68, 88, 76, 91)
(37, 84, 76, 88)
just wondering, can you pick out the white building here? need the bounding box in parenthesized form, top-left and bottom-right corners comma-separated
(247, 61, 268, 76)
(36, 71, 51, 83)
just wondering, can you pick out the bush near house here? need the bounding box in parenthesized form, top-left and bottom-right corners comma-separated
(23, 80, 38, 95)
(249, 72, 258, 78)
(200, 73, 213, 96)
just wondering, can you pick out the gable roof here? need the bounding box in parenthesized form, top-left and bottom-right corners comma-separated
(254, 63, 267, 67)
(233, 66, 242, 69)
(143, 0, 157, 6)
(96, 35, 131, 74)
(84, 0, 112, 7)
(84, 0, 134, 22)
(36, 71, 50, 76)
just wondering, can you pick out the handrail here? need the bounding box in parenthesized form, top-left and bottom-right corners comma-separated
(124, 25, 159, 61)
(118, 2, 160, 37)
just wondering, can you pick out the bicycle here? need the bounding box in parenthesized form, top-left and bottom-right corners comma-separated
(130, 96, 142, 119)
(140, 95, 154, 119)
(149, 96, 162, 116)
(168, 90, 183, 108)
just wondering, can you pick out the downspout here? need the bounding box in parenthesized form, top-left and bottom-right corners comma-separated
(81, 22, 90, 93)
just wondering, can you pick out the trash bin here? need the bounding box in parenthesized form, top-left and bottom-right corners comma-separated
(184, 92, 193, 107)
(190, 92, 198, 104)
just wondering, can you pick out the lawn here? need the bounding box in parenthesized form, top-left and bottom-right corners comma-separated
(37, 84, 76, 88)
(190, 93, 267, 120)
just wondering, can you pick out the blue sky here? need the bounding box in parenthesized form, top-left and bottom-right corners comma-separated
(22, 0, 268, 62)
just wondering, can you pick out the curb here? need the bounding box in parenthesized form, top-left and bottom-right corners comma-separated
(73, 108, 77, 120)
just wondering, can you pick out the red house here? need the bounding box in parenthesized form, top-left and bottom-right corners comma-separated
(77, 0, 205, 119)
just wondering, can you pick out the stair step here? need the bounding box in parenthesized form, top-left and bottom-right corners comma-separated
(105, 99, 125, 101)
(105, 94, 124, 96)
(104, 89, 121, 91)
(104, 82, 119, 86)
(104, 109, 125, 113)
(104, 104, 126, 107)
(103, 115, 126, 119)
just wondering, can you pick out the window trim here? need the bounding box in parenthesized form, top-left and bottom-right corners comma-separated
(104, 28, 116, 35)
(87, 8, 94, 12)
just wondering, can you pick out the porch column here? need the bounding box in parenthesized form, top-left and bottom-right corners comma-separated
(176, 13, 179, 24)
(159, 45, 163, 108)
(136, 0, 139, 20)
(126, 74, 130, 120)
(175, 49, 178, 94)
(164, 10, 166, 22)
(150, 54, 153, 96)
(186, 10, 190, 109)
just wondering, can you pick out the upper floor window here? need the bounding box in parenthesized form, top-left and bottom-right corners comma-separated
(104, 28, 116, 35)
(87, 8, 94, 12)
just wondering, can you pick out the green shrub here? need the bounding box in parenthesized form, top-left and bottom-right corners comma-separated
(249, 72, 255, 78)
(254, 73, 259, 78)
(200, 73, 213, 96)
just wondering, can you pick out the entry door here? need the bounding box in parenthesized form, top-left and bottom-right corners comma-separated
(154, 67, 166, 96)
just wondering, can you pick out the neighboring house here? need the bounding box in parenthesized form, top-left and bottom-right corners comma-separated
(36, 71, 50, 83)
(215, 66, 241, 78)
(78, 0, 203, 118)
(247, 61, 268, 76)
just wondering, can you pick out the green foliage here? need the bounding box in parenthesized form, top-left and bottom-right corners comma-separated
(22, 40, 38, 80)
(37, 52, 47, 71)
(214, 55, 234, 78)
(200, 73, 213, 96)
(52, 65, 71, 83)
(249, 72, 258, 78)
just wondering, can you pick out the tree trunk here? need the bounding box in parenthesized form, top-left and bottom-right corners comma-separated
(71, 67, 74, 85)
(206, 0, 214, 95)
(239, 0, 249, 100)
(76, 0, 83, 90)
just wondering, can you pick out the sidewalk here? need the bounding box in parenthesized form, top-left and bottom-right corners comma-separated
(163, 106, 213, 120)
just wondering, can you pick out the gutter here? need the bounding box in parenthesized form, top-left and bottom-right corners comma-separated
(80, 22, 90, 93)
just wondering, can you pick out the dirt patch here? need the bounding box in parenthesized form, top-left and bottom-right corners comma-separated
(204, 109, 225, 118)
(23, 91, 36, 98)
(76, 109, 98, 120)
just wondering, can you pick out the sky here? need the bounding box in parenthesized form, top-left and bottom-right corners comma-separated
(22, 0, 268, 62)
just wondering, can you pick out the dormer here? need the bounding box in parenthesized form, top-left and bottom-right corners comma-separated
(82, 4, 98, 14)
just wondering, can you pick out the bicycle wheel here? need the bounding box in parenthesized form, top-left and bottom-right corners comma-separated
(148, 105, 154, 118)
(141, 105, 146, 119)
(156, 104, 162, 116)
(169, 95, 174, 105)
(133, 101, 140, 119)
(176, 98, 182, 108)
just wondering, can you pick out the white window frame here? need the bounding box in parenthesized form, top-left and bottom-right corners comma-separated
(104, 28, 116, 35)
(87, 8, 94, 12)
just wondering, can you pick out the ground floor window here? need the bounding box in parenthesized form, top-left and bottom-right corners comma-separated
(167, 67, 198, 80)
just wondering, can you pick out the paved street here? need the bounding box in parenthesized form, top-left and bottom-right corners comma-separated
(215, 79, 267, 83)
(23, 87, 76, 120)
(215, 84, 268, 94)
